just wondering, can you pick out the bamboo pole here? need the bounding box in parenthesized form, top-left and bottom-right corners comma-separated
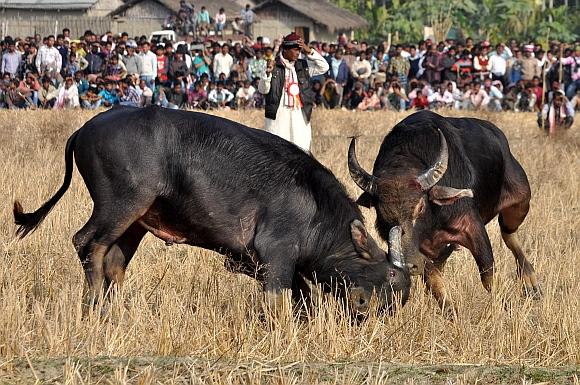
(541, 28, 550, 134)
(558, 43, 563, 84)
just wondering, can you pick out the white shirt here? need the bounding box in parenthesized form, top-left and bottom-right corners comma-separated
(213, 53, 234, 78)
(36, 45, 62, 74)
(208, 88, 234, 103)
(236, 85, 255, 100)
(139, 50, 157, 77)
(489, 54, 507, 76)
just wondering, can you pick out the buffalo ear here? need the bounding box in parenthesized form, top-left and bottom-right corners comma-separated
(428, 186, 474, 206)
(350, 219, 372, 259)
(356, 192, 373, 208)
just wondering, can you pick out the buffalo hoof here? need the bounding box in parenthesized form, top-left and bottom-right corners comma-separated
(440, 302, 458, 321)
(524, 284, 543, 300)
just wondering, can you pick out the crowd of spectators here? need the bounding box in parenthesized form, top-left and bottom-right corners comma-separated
(1, 10, 579, 128)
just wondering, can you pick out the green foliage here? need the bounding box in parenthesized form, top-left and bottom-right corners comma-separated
(331, 0, 578, 43)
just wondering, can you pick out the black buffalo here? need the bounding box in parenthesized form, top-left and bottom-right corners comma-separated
(348, 110, 540, 314)
(14, 106, 410, 315)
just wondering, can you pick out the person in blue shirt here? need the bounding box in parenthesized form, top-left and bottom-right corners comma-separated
(98, 80, 119, 107)
(74, 71, 89, 95)
(325, 48, 349, 106)
(192, 47, 211, 78)
(197, 6, 210, 37)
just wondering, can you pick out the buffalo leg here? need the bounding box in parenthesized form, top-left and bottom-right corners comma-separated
(423, 245, 456, 316)
(253, 234, 296, 317)
(457, 214, 495, 293)
(103, 223, 147, 292)
(73, 208, 149, 311)
(499, 201, 541, 299)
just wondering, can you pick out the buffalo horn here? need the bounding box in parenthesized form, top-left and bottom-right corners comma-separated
(348, 137, 377, 195)
(388, 226, 405, 269)
(416, 129, 448, 190)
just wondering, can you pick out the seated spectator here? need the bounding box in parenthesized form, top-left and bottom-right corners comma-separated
(215, 8, 227, 36)
(462, 81, 489, 110)
(440, 81, 458, 108)
(351, 51, 372, 88)
(53, 76, 79, 109)
(137, 79, 153, 106)
(208, 82, 233, 109)
(98, 80, 118, 107)
(197, 6, 210, 37)
(570, 89, 580, 112)
(348, 81, 365, 109)
(538, 90, 574, 135)
(103, 55, 127, 82)
(357, 87, 381, 111)
(515, 83, 536, 112)
(80, 84, 102, 110)
(235, 80, 255, 109)
(502, 83, 518, 111)
(38, 77, 58, 109)
(411, 89, 429, 110)
(188, 81, 208, 109)
(5, 79, 33, 109)
(232, 55, 250, 82)
(159, 82, 187, 109)
(320, 78, 341, 109)
(118, 78, 140, 107)
(232, 17, 243, 35)
(386, 80, 409, 111)
(19, 73, 40, 106)
(0, 80, 7, 109)
(483, 78, 503, 112)
(75, 71, 90, 96)
(428, 83, 445, 109)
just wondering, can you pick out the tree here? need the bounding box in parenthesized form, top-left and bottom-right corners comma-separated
(331, 0, 578, 43)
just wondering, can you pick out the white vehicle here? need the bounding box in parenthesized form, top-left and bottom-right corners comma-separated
(149, 30, 176, 43)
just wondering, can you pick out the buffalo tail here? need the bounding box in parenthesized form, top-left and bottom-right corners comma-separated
(13, 130, 79, 238)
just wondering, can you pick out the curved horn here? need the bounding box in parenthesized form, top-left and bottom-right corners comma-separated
(416, 129, 448, 190)
(348, 137, 377, 195)
(388, 226, 405, 269)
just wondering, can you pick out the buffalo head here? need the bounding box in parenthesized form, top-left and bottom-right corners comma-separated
(348, 130, 473, 275)
(346, 220, 410, 315)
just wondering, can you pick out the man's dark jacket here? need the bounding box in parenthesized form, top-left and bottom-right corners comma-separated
(264, 57, 315, 122)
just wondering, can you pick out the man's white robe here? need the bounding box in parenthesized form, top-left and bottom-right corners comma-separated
(258, 50, 329, 151)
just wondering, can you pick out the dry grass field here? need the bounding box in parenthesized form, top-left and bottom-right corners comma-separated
(0, 108, 578, 384)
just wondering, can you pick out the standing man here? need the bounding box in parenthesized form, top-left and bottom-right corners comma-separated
(139, 41, 157, 91)
(240, 4, 255, 38)
(326, 48, 349, 107)
(213, 44, 234, 80)
(123, 40, 142, 83)
(1, 39, 22, 78)
(489, 44, 508, 87)
(258, 33, 329, 152)
(35, 35, 62, 80)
